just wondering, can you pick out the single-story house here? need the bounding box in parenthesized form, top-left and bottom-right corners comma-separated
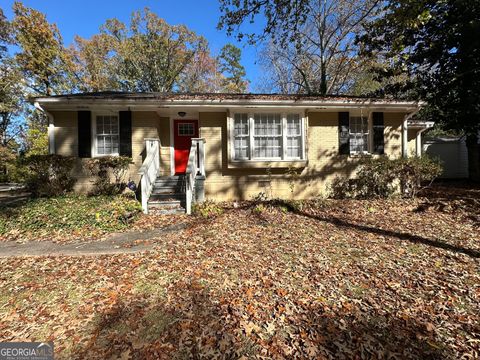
(32, 92, 432, 214)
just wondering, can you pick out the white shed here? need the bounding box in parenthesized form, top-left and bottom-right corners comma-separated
(423, 137, 469, 178)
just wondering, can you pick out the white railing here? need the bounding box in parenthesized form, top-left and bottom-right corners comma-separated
(138, 138, 160, 214)
(185, 138, 206, 214)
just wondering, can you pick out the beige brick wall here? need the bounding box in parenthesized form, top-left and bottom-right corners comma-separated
(384, 112, 404, 159)
(52, 110, 169, 193)
(53, 109, 406, 199)
(199, 111, 406, 201)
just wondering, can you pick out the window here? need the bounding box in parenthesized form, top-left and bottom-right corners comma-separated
(253, 113, 282, 158)
(286, 114, 302, 158)
(233, 113, 249, 159)
(178, 123, 195, 136)
(232, 112, 305, 161)
(96, 115, 119, 155)
(349, 116, 369, 154)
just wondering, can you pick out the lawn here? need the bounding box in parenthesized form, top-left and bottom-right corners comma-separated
(0, 184, 479, 359)
(0, 195, 187, 243)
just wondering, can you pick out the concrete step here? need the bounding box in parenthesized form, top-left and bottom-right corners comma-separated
(153, 180, 185, 188)
(151, 185, 184, 194)
(148, 199, 183, 208)
(148, 207, 186, 215)
(149, 193, 185, 202)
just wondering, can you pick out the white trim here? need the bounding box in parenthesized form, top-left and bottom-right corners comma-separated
(34, 96, 424, 110)
(169, 116, 174, 176)
(34, 101, 55, 154)
(348, 115, 370, 155)
(230, 110, 306, 162)
(48, 122, 55, 154)
(91, 111, 120, 157)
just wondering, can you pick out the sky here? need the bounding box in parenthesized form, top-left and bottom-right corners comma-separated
(1, 0, 264, 91)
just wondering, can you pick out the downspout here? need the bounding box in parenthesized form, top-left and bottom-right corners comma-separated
(34, 101, 55, 155)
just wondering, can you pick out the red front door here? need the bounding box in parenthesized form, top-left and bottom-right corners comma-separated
(174, 119, 199, 174)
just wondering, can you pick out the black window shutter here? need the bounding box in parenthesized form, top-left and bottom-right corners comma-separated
(78, 111, 91, 158)
(119, 111, 132, 157)
(338, 112, 350, 155)
(373, 112, 385, 155)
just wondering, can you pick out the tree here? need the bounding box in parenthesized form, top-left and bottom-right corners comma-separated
(219, 0, 380, 95)
(0, 8, 23, 148)
(218, 44, 248, 92)
(12, 2, 74, 96)
(0, 62, 23, 147)
(70, 34, 119, 92)
(104, 9, 208, 92)
(359, 0, 480, 181)
(0, 7, 11, 57)
(177, 50, 222, 93)
(70, 8, 211, 93)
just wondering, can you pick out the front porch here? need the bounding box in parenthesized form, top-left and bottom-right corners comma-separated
(138, 137, 206, 214)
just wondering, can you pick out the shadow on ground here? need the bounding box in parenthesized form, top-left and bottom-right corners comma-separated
(72, 283, 452, 359)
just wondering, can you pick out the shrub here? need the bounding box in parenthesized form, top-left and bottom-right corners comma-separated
(192, 199, 224, 218)
(253, 203, 266, 214)
(22, 154, 76, 197)
(330, 155, 442, 199)
(396, 156, 443, 198)
(86, 156, 133, 195)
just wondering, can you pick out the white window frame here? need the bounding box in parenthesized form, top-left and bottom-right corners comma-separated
(232, 113, 250, 160)
(349, 114, 372, 155)
(92, 112, 120, 157)
(230, 111, 306, 161)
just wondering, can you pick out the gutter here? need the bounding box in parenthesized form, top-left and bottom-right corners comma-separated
(34, 101, 55, 155)
(32, 97, 423, 109)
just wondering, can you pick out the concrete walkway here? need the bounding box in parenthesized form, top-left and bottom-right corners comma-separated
(0, 223, 188, 257)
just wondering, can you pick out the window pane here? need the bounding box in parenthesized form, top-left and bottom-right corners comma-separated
(287, 114, 300, 136)
(349, 116, 369, 153)
(287, 146, 300, 158)
(233, 114, 249, 159)
(96, 115, 119, 155)
(234, 114, 248, 136)
(254, 114, 281, 136)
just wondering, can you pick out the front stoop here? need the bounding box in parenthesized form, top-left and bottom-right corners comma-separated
(147, 175, 186, 214)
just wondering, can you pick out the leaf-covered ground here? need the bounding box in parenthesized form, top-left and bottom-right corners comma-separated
(0, 195, 190, 243)
(0, 184, 479, 359)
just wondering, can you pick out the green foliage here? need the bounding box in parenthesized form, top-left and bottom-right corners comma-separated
(23, 121, 48, 155)
(85, 156, 133, 195)
(330, 156, 442, 199)
(359, 0, 480, 179)
(22, 154, 76, 197)
(71, 8, 209, 93)
(0, 145, 16, 182)
(12, 2, 74, 96)
(252, 203, 266, 214)
(0, 194, 142, 237)
(424, 126, 463, 139)
(192, 199, 224, 218)
(396, 156, 443, 198)
(218, 44, 248, 92)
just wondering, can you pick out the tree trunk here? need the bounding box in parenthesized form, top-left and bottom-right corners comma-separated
(466, 133, 480, 182)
